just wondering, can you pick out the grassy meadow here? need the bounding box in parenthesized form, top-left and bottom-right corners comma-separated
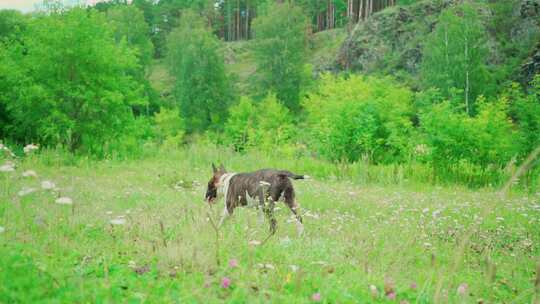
(1, 145, 539, 303)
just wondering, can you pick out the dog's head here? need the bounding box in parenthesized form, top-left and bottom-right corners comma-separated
(205, 163, 227, 204)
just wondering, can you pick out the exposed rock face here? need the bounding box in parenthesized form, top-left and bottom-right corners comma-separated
(518, 0, 540, 85)
(337, 0, 540, 83)
(337, 0, 459, 74)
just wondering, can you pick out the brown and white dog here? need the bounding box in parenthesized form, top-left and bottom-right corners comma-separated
(204, 164, 307, 235)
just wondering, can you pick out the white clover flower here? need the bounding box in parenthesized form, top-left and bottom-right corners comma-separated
(17, 187, 37, 197)
(110, 218, 126, 225)
(22, 170, 38, 178)
(23, 144, 39, 154)
(248, 240, 261, 246)
(55, 197, 73, 205)
(0, 162, 15, 172)
(41, 180, 56, 190)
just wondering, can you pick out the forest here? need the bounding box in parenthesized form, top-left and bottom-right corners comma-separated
(1, 0, 540, 302)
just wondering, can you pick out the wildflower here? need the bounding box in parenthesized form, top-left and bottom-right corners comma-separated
(0, 226, 4, 233)
(23, 144, 39, 154)
(457, 283, 468, 296)
(228, 258, 238, 268)
(17, 187, 37, 197)
(369, 285, 378, 297)
(110, 218, 126, 225)
(410, 282, 417, 290)
(55, 197, 73, 205)
(128, 260, 136, 268)
(41, 180, 56, 190)
(221, 277, 231, 288)
(249, 240, 261, 246)
(22, 170, 38, 178)
(311, 292, 321, 302)
(387, 292, 396, 300)
(289, 265, 299, 272)
(0, 163, 15, 172)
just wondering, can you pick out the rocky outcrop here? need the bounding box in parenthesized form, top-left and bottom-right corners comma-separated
(518, 0, 540, 85)
(337, 0, 540, 84)
(337, 0, 459, 74)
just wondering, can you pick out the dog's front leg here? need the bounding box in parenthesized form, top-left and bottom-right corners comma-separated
(218, 204, 230, 227)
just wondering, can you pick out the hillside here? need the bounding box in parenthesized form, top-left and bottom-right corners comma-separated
(149, 28, 347, 97)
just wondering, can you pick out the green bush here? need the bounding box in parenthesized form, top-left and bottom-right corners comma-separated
(223, 93, 295, 153)
(419, 98, 516, 171)
(153, 107, 185, 149)
(504, 77, 540, 159)
(303, 74, 415, 163)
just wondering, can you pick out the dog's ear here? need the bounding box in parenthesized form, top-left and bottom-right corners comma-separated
(212, 163, 217, 174)
(219, 164, 226, 172)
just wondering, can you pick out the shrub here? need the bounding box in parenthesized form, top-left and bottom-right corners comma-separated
(223, 93, 295, 153)
(303, 74, 415, 163)
(419, 98, 516, 170)
(153, 107, 185, 149)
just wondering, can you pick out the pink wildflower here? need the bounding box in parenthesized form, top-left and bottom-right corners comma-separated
(311, 292, 321, 302)
(221, 277, 231, 289)
(228, 258, 238, 268)
(457, 283, 468, 296)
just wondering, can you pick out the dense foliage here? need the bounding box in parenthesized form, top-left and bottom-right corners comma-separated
(303, 74, 414, 163)
(0, 8, 146, 155)
(251, 2, 308, 111)
(0, 0, 538, 188)
(166, 11, 234, 132)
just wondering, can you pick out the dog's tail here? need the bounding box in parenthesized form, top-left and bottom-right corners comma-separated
(278, 170, 310, 180)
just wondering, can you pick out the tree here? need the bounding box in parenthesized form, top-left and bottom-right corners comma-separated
(252, 2, 308, 111)
(0, 10, 27, 41)
(166, 10, 234, 132)
(107, 5, 154, 68)
(420, 3, 490, 115)
(0, 8, 146, 154)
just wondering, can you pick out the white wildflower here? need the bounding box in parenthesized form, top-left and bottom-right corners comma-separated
(248, 240, 261, 246)
(110, 218, 126, 225)
(0, 163, 15, 172)
(289, 265, 299, 272)
(23, 144, 39, 154)
(55, 197, 73, 205)
(0, 226, 4, 233)
(22, 170, 38, 178)
(41, 180, 56, 190)
(17, 187, 37, 197)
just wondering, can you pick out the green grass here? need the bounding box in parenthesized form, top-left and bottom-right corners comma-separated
(1, 145, 539, 303)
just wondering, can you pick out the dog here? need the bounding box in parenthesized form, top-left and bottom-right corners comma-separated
(204, 163, 307, 235)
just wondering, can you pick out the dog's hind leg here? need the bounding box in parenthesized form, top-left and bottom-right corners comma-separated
(284, 186, 304, 236)
(263, 198, 277, 235)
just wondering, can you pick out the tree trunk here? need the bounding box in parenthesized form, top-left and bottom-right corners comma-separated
(236, 0, 240, 40)
(245, 1, 249, 40)
(359, 0, 364, 21)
